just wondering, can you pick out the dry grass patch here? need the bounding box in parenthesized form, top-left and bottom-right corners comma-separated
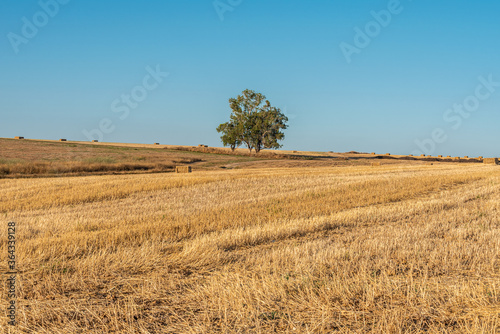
(0, 161, 174, 178)
(0, 165, 499, 333)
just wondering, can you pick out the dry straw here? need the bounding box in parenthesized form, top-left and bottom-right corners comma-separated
(483, 158, 498, 165)
(371, 162, 381, 166)
(175, 166, 192, 173)
(14, 136, 24, 139)
(2, 165, 498, 332)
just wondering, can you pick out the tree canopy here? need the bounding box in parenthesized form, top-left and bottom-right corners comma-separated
(217, 90, 288, 153)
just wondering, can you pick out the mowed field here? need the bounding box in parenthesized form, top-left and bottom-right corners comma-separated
(0, 138, 472, 179)
(0, 162, 499, 333)
(0, 138, 267, 177)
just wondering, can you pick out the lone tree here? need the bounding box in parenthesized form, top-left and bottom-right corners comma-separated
(217, 89, 288, 153)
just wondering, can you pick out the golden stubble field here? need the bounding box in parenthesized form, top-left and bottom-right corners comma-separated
(0, 164, 499, 333)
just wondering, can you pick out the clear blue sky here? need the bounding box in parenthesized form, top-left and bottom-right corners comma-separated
(1, 0, 499, 156)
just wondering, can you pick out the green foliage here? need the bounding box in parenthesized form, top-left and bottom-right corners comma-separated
(217, 89, 288, 153)
(216, 121, 242, 151)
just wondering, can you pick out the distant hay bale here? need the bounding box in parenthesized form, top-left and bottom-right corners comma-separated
(371, 152, 376, 155)
(438, 155, 442, 158)
(371, 162, 381, 166)
(92, 140, 98, 143)
(293, 150, 298, 153)
(408, 154, 413, 157)
(478, 156, 483, 159)
(154, 143, 160, 145)
(59, 139, 67, 142)
(446, 155, 451, 158)
(385, 153, 390, 156)
(420, 154, 425, 157)
(14, 136, 24, 140)
(464, 156, 469, 159)
(454, 157, 460, 160)
(483, 158, 498, 165)
(175, 166, 192, 173)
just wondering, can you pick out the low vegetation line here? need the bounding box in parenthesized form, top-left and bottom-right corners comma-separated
(0, 161, 175, 178)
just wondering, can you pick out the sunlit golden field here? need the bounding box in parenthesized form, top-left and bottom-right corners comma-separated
(1, 164, 499, 333)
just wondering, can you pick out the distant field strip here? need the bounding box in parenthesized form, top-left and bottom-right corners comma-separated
(0, 165, 498, 333)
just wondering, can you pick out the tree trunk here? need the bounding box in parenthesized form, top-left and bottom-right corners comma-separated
(243, 140, 252, 154)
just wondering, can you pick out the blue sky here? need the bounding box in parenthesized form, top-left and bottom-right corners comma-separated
(1, 0, 499, 156)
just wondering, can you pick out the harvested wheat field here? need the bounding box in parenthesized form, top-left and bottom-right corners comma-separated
(1, 164, 499, 333)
